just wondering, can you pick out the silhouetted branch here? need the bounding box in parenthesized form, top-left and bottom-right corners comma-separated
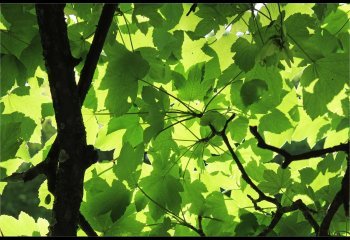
(197, 215, 205, 237)
(1, 161, 46, 182)
(222, 113, 236, 133)
(78, 4, 118, 104)
(78, 212, 98, 236)
(249, 126, 349, 168)
(247, 195, 271, 216)
(218, 129, 279, 206)
(318, 191, 342, 236)
(295, 200, 319, 234)
(319, 165, 349, 236)
(186, 3, 198, 16)
(259, 199, 318, 236)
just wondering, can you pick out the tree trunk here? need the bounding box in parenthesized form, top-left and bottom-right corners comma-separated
(36, 4, 88, 236)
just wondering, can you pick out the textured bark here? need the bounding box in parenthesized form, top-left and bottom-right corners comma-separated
(36, 4, 87, 236)
(35, 4, 117, 236)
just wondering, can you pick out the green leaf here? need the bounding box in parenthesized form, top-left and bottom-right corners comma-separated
(134, 190, 148, 212)
(240, 79, 268, 106)
(275, 212, 312, 236)
(299, 167, 318, 185)
(235, 212, 259, 236)
(216, 64, 242, 88)
(81, 178, 132, 228)
(322, 7, 349, 35)
(182, 179, 207, 215)
(258, 168, 292, 195)
(285, 13, 316, 40)
(38, 180, 53, 209)
(107, 114, 140, 135)
(280, 139, 312, 155)
(104, 205, 144, 236)
(159, 4, 184, 30)
(228, 116, 249, 143)
(230, 79, 245, 110)
(259, 109, 292, 133)
(133, 4, 164, 28)
(1, 5, 37, 59)
(19, 34, 43, 78)
(149, 217, 172, 236)
(200, 110, 227, 131)
(99, 43, 150, 116)
(150, 130, 178, 164)
(139, 47, 172, 84)
(138, 85, 171, 143)
(231, 38, 259, 72)
(194, 18, 216, 37)
(83, 87, 98, 111)
(177, 62, 212, 101)
(0, 211, 49, 236)
(202, 191, 228, 219)
(1, 54, 27, 96)
(140, 173, 183, 221)
(301, 53, 349, 119)
(1, 121, 22, 161)
(1, 4, 349, 237)
(113, 142, 144, 188)
(317, 152, 346, 175)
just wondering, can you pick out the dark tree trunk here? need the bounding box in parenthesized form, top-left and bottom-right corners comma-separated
(35, 3, 117, 236)
(36, 4, 88, 236)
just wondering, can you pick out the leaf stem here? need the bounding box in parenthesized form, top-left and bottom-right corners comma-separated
(203, 70, 243, 113)
(121, 13, 134, 52)
(287, 33, 315, 63)
(140, 79, 200, 115)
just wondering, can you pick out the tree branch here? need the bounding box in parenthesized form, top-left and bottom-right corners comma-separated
(259, 199, 319, 236)
(219, 129, 279, 206)
(78, 4, 118, 104)
(258, 207, 283, 236)
(319, 165, 349, 236)
(222, 113, 236, 133)
(186, 3, 198, 16)
(197, 215, 205, 237)
(78, 212, 98, 236)
(1, 160, 46, 182)
(249, 126, 349, 168)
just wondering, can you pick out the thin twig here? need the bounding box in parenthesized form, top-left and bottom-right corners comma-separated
(251, 3, 264, 45)
(121, 13, 134, 52)
(156, 116, 195, 137)
(203, 70, 243, 113)
(262, 3, 272, 20)
(287, 33, 315, 63)
(140, 79, 199, 115)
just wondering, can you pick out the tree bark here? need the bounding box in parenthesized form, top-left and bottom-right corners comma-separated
(34, 4, 117, 235)
(36, 4, 88, 236)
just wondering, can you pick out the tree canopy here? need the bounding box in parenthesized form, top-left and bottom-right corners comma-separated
(0, 3, 349, 237)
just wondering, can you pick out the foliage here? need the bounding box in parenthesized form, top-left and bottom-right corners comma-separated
(0, 3, 349, 237)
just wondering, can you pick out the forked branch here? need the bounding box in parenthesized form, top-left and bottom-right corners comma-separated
(249, 126, 349, 168)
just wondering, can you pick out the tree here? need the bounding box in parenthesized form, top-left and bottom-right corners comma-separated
(0, 3, 349, 237)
